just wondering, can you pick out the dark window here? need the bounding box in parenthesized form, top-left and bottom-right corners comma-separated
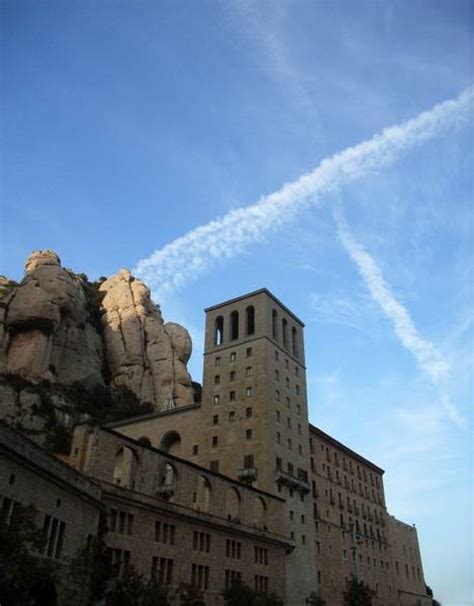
(246, 306, 255, 335)
(215, 316, 224, 345)
(230, 311, 239, 340)
(272, 309, 278, 339)
(282, 318, 288, 348)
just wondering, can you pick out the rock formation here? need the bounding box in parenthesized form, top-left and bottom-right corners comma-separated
(0, 250, 195, 412)
(99, 270, 194, 408)
(1, 251, 104, 387)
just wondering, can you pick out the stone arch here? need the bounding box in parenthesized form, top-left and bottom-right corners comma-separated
(160, 431, 182, 457)
(230, 310, 239, 340)
(272, 309, 278, 339)
(158, 461, 177, 501)
(282, 318, 288, 349)
(253, 496, 267, 527)
(225, 486, 241, 521)
(246, 306, 255, 336)
(112, 446, 138, 489)
(195, 476, 212, 512)
(292, 326, 299, 357)
(215, 316, 224, 345)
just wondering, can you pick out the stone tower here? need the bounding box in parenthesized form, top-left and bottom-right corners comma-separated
(200, 289, 317, 603)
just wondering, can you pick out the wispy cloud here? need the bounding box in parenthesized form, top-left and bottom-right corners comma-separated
(134, 86, 473, 297)
(333, 204, 465, 427)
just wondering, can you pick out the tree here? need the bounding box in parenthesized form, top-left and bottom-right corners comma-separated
(223, 580, 283, 606)
(306, 592, 327, 606)
(342, 578, 377, 606)
(178, 583, 206, 606)
(104, 569, 170, 606)
(0, 503, 57, 606)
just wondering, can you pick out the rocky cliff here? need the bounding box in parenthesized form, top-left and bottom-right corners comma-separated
(0, 250, 195, 413)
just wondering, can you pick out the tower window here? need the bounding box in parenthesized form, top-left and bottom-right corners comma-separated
(215, 356, 221, 367)
(214, 375, 220, 385)
(230, 310, 239, 340)
(229, 391, 236, 401)
(212, 436, 218, 447)
(246, 387, 253, 397)
(272, 309, 278, 339)
(215, 316, 224, 345)
(229, 411, 235, 422)
(282, 319, 288, 349)
(246, 429, 253, 440)
(246, 306, 255, 335)
(246, 366, 252, 376)
(214, 395, 220, 405)
(230, 351, 236, 362)
(292, 327, 299, 357)
(245, 407, 253, 418)
(213, 415, 219, 425)
(246, 347, 252, 357)
(230, 371, 236, 381)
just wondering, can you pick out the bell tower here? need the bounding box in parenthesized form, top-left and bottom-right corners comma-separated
(200, 288, 317, 603)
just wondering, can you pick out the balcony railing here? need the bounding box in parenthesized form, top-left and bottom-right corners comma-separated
(275, 470, 310, 494)
(238, 467, 258, 482)
(157, 482, 175, 499)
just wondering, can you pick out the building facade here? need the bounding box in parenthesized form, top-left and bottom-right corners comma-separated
(110, 289, 431, 606)
(0, 289, 431, 606)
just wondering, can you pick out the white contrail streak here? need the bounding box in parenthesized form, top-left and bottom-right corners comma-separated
(333, 205, 449, 383)
(334, 204, 465, 427)
(134, 86, 473, 295)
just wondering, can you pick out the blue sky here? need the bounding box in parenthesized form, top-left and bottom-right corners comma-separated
(1, 1, 473, 603)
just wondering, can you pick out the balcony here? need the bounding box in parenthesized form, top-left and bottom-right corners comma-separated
(275, 470, 310, 494)
(157, 482, 175, 499)
(238, 467, 258, 482)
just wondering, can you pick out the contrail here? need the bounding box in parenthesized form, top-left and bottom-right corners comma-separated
(334, 204, 465, 427)
(134, 86, 473, 295)
(333, 204, 449, 383)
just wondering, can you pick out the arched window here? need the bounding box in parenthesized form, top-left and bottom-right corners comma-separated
(112, 447, 138, 489)
(246, 306, 255, 336)
(225, 486, 241, 521)
(195, 476, 212, 512)
(230, 310, 239, 340)
(160, 431, 182, 457)
(292, 326, 298, 357)
(282, 318, 288, 349)
(272, 309, 278, 339)
(137, 436, 151, 447)
(157, 462, 177, 500)
(215, 316, 224, 345)
(253, 496, 267, 527)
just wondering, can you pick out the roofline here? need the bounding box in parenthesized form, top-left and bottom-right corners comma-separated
(309, 423, 384, 474)
(204, 288, 305, 327)
(104, 403, 201, 429)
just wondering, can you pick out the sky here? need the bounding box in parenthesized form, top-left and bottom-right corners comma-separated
(1, 1, 473, 603)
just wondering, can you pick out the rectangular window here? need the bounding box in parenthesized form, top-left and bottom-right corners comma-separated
(212, 436, 218, 447)
(214, 395, 220, 405)
(229, 391, 236, 401)
(230, 371, 236, 381)
(246, 366, 252, 376)
(192, 444, 199, 455)
(246, 386, 252, 397)
(246, 347, 252, 357)
(214, 375, 220, 385)
(213, 415, 219, 425)
(210, 460, 219, 472)
(246, 429, 253, 440)
(230, 352, 236, 362)
(244, 454, 255, 469)
(245, 407, 253, 418)
(229, 411, 235, 422)
(215, 356, 221, 366)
